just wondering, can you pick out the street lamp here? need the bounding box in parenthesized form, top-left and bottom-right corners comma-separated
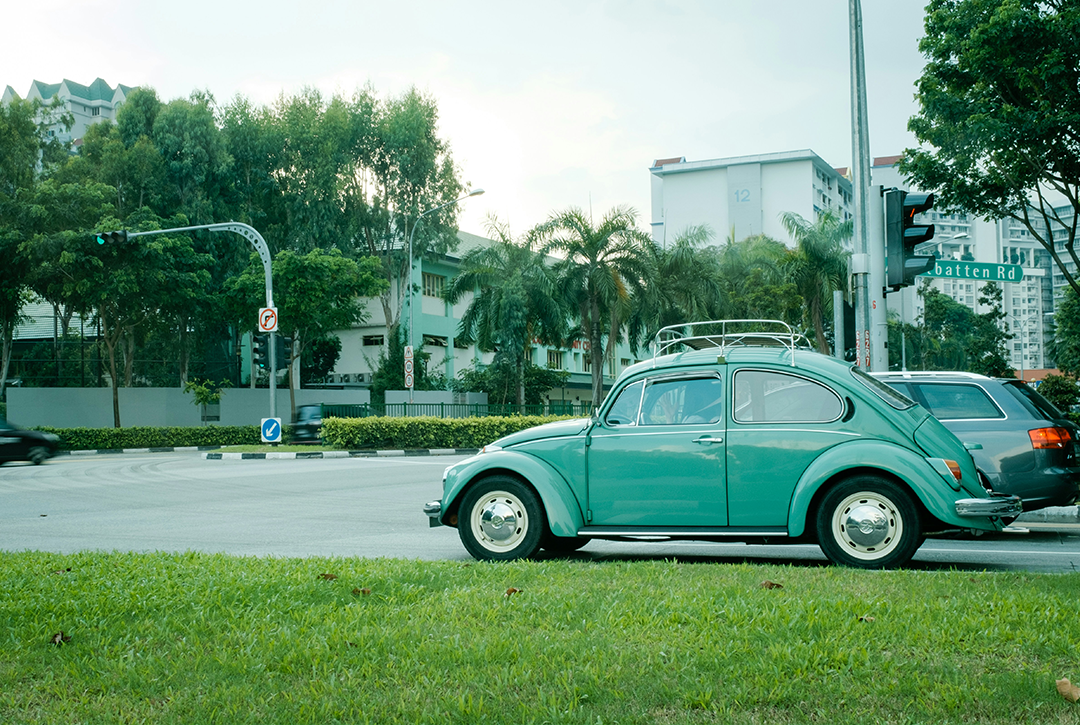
(406, 188, 485, 401)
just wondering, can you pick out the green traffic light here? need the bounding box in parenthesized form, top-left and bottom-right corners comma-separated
(96, 235, 105, 245)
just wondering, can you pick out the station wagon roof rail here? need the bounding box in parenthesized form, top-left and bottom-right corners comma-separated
(874, 371, 992, 380)
(651, 319, 812, 362)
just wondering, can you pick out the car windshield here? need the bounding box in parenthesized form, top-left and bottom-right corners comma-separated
(1004, 381, 1066, 421)
(851, 367, 915, 409)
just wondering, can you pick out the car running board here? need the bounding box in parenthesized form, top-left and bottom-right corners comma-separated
(577, 526, 788, 539)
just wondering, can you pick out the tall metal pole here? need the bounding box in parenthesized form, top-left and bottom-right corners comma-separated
(849, 0, 874, 370)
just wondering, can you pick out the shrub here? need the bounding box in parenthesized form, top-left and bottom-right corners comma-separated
(320, 415, 576, 450)
(37, 425, 265, 450)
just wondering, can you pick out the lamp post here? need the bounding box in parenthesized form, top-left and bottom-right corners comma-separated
(406, 188, 485, 401)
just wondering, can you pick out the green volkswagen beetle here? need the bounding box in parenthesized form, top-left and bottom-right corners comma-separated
(424, 321, 1022, 569)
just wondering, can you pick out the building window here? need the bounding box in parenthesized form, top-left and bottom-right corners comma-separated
(91, 107, 100, 117)
(547, 350, 563, 369)
(362, 335, 384, 346)
(583, 355, 591, 372)
(422, 334, 447, 347)
(422, 273, 444, 298)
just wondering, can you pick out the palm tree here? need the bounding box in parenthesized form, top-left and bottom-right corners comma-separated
(445, 217, 565, 405)
(715, 233, 799, 322)
(780, 210, 852, 355)
(534, 205, 653, 406)
(626, 225, 725, 351)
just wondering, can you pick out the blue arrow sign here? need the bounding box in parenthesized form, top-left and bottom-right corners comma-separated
(261, 417, 282, 443)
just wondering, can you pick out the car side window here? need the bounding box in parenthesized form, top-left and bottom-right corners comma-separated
(604, 381, 644, 426)
(911, 383, 1004, 419)
(734, 369, 843, 423)
(640, 377, 723, 426)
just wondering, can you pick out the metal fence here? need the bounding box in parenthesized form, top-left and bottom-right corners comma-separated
(322, 401, 594, 419)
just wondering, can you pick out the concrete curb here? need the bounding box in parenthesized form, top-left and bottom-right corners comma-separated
(59, 446, 218, 456)
(202, 448, 480, 460)
(1015, 506, 1080, 525)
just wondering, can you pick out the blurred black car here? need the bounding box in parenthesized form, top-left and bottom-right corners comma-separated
(0, 419, 60, 465)
(873, 372, 1079, 511)
(291, 404, 323, 443)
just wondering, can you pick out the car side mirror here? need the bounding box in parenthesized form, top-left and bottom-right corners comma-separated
(963, 441, 984, 451)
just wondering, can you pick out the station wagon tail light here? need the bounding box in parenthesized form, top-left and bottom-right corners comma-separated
(1029, 427, 1072, 449)
(944, 459, 962, 482)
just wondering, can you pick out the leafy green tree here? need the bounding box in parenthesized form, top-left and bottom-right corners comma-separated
(228, 248, 387, 419)
(1051, 286, 1080, 377)
(970, 282, 1014, 378)
(900, 0, 1080, 297)
(535, 205, 653, 405)
(152, 91, 232, 223)
(780, 210, 852, 354)
(715, 233, 803, 324)
(1036, 374, 1079, 414)
(446, 218, 565, 405)
(369, 323, 441, 404)
(301, 336, 343, 386)
(452, 359, 571, 406)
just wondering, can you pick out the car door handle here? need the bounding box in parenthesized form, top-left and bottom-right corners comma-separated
(693, 436, 724, 445)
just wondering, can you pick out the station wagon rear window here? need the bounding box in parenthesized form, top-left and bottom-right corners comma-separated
(911, 383, 1004, 420)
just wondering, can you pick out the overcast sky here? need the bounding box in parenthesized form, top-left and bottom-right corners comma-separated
(4, 0, 930, 238)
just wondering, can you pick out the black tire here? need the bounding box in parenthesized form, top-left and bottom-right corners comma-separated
(28, 447, 49, 465)
(543, 534, 589, 554)
(816, 476, 923, 569)
(458, 476, 545, 561)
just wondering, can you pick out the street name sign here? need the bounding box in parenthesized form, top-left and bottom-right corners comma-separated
(920, 260, 1024, 282)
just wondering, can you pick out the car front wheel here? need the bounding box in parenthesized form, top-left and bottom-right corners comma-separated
(816, 476, 922, 569)
(458, 476, 545, 561)
(28, 447, 49, 465)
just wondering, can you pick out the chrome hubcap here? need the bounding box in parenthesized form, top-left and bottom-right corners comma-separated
(832, 492, 902, 560)
(470, 491, 529, 552)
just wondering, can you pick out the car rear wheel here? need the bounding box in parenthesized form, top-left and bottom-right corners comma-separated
(458, 476, 544, 561)
(28, 447, 49, 465)
(816, 476, 922, 569)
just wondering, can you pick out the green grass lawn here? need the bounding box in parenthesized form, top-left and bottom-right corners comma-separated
(2, 551, 1079, 724)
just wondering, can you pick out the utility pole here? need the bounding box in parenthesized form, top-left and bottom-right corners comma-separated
(849, 0, 887, 370)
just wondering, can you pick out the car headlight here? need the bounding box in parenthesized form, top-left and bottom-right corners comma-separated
(442, 465, 453, 483)
(43, 433, 60, 442)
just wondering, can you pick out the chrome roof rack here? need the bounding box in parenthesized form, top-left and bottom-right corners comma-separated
(651, 319, 812, 363)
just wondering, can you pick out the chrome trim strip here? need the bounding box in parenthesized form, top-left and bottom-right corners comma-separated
(577, 527, 788, 537)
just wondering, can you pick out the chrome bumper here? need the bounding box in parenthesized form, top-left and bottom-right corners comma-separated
(955, 494, 1023, 518)
(424, 500, 443, 527)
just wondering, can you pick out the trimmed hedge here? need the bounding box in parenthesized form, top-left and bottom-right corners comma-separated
(38, 425, 266, 451)
(320, 415, 577, 450)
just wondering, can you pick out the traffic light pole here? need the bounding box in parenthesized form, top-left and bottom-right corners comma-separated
(849, 0, 873, 370)
(124, 222, 277, 419)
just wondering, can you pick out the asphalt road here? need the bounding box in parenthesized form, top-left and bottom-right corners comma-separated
(2, 452, 1078, 572)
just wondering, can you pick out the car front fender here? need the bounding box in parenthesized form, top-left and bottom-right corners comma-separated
(440, 450, 585, 537)
(786, 439, 996, 537)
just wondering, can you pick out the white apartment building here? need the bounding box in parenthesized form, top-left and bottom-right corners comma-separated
(2, 78, 132, 145)
(649, 150, 854, 247)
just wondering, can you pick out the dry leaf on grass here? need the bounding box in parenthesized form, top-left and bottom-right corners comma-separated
(318, 573, 338, 581)
(760, 580, 783, 590)
(505, 587, 522, 597)
(352, 587, 371, 596)
(51, 567, 72, 575)
(50, 631, 71, 646)
(859, 615, 876, 623)
(1058, 678, 1080, 703)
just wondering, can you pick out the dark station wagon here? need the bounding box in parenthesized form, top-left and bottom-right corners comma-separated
(425, 321, 1022, 569)
(873, 371, 1079, 511)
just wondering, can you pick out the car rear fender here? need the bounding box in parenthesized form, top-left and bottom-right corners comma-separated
(786, 439, 990, 536)
(441, 450, 585, 537)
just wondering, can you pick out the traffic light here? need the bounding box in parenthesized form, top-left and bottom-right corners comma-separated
(276, 336, 293, 369)
(252, 334, 269, 369)
(885, 189, 936, 290)
(95, 230, 129, 245)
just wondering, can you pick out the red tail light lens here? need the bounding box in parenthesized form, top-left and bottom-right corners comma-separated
(1029, 427, 1072, 449)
